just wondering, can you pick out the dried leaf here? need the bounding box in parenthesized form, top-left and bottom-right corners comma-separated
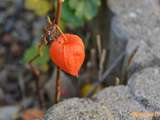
(22, 108, 44, 120)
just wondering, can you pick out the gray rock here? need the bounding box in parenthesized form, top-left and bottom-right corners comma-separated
(113, 14, 160, 62)
(151, 0, 160, 16)
(107, 18, 128, 80)
(128, 67, 160, 111)
(45, 98, 114, 120)
(0, 106, 19, 120)
(108, 0, 154, 16)
(111, 16, 155, 66)
(95, 86, 148, 120)
(108, 0, 160, 77)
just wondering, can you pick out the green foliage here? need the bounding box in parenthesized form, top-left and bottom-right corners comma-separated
(22, 43, 49, 70)
(25, 0, 101, 28)
(62, 0, 101, 28)
(61, 1, 84, 28)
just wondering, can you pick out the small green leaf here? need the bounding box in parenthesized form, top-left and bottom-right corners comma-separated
(62, 1, 84, 28)
(61, 0, 101, 28)
(22, 43, 49, 68)
(74, 0, 101, 20)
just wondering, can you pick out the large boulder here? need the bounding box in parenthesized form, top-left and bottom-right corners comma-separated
(108, 0, 160, 77)
(45, 98, 114, 120)
(94, 86, 147, 120)
(128, 67, 160, 111)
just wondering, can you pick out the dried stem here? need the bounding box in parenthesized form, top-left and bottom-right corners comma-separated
(54, 67, 61, 103)
(122, 46, 139, 84)
(98, 49, 106, 80)
(27, 33, 49, 108)
(96, 35, 102, 57)
(55, 0, 62, 25)
(96, 35, 106, 80)
(86, 51, 126, 97)
(28, 61, 44, 108)
(128, 46, 139, 65)
(54, 0, 62, 104)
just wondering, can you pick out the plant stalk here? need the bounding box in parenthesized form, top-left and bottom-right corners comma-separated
(55, 0, 62, 25)
(28, 63, 44, 108)
(54, 67, 61, 103)
(54, 0, 62, 104)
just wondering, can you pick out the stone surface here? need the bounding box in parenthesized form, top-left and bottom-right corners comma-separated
(128, 67, 160, 111)
(0, 106, 19, 120)
(108, 0, 160, 113)
(45, 98, 114, 120)
(108, 0, 160, 75)
(108, 0, 155, 16)
(95, 86, 148, 120)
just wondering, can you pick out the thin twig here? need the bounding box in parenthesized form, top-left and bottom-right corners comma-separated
(28, 62, 44, 108)
(54, 67, 61, 103)
(98, 49, 106, 80)
(128, 46, 139, 65)
(28, 42, 48, 108)
(87, 46, 139, 97)
(86, 51, 126, 97)
(96, 35, 102, 57)
(55, 0, 62, 25)
(96, 35, 106, 81)
(54, 0, 63, 104)
(122, 46, 139, 84)
(90, 49, 97, 68)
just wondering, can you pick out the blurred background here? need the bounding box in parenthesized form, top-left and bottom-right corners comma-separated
(0, 0, 119, 119)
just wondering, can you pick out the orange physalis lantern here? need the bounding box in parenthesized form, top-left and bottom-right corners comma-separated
(50, 34, 85, 77)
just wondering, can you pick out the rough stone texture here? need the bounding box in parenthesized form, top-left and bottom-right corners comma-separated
(44, 98, 114, 120)
(0, 106, 19, 120)
(108, 0, 160, 74)
(108, 0, 155, 16)
(128, 67, 160, 111)
(108, 0, 160, 112)
(94, 86, 148, 120)
(111, 16, 155, 67)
